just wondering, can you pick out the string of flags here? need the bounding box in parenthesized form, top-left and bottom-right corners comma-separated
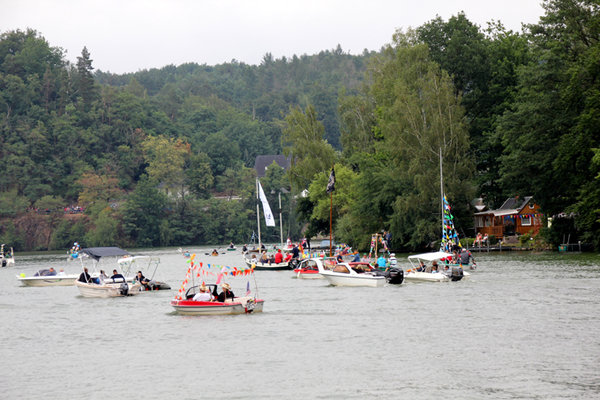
(367, 234, 390, 261)
(441, 195, 462, 253)
(174, 253, 256, 300)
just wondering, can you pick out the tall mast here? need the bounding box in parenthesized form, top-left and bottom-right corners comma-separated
(440, 147, 444, 250)
(278, 191, 283, 248)
(256, 178, 262, 249)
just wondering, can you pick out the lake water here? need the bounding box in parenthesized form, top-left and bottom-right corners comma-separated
(1, 248, 599, 399)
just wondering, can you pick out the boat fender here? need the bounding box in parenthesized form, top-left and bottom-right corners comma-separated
(245, 299, 256, 313)
(1, 259, 6, 267)
(119, 282, 129, 296)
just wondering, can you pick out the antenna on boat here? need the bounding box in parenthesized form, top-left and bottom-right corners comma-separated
(256, 178, 262, 251)
(440, 147, 444, 252)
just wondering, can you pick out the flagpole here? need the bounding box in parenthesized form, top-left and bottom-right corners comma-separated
(256, 178, 262, 250)
(329, 190, 333, 257)
(440, 147, 444, 251)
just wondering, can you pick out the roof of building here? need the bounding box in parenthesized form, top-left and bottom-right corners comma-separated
(254, 155, 291, 178)
(474, 196, 534, 216)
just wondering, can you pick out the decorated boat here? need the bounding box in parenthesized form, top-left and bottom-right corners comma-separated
(170, 254, 264, 315)
(405, 252, 469, 282)
(244, 254, 291, 271)
(319, 261, 387, 287)
(1, 244, 15, 267)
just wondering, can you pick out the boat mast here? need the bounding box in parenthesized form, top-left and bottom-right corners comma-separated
(278, 191, 283, 248)
(256, 178, 262, 250)
(440, 147, 444, 251)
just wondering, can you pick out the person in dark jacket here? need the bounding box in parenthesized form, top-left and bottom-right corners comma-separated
(217, 283, 235, 302)
(78, 267, 92, 283)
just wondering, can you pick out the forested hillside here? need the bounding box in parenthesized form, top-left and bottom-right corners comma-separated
(1, 0, 599, 252)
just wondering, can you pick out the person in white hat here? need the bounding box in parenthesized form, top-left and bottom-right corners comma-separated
(192, 284, 212, 302)
(217, 283, 235, 302)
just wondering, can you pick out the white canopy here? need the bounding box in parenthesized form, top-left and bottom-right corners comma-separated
(407, 251, 453, 261)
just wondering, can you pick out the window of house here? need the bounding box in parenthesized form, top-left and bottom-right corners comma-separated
(521, 215, 532, 226)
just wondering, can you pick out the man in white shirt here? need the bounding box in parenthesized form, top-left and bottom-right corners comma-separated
(192, 285, 212, 301)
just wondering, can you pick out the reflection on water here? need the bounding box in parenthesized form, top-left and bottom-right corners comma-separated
(1, 249, 599, 399)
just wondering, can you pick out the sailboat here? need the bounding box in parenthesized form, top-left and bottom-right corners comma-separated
(404, 149, 469, 282)
(243, 179, 292, 270)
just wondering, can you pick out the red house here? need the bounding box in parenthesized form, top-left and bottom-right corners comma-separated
(474, 196, 544, 239)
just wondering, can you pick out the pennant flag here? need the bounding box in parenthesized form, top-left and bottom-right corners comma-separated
(258, 180, 276, 227)
(326, 168, 336, 193)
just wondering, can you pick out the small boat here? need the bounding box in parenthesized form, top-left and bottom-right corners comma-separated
(405, 252, 469, 282)
(244, 256, 291, 271)
(17, 271, 79, 287)
(171, 284, 264, 315)
(293, 257, 337, 279)
(178, 248, 191, 258)
(1, 244, 15, 267)
(319, 262, 387, 287)
(73, 247, 154, 298)
(117, 255, 170, 291)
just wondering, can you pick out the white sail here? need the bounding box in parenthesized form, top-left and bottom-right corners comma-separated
(258, 181, 276, 227)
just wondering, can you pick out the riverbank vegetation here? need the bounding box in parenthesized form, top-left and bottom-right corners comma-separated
(1, 0, 598, 251)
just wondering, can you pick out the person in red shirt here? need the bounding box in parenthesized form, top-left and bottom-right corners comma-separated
(274, 249, 283, 264)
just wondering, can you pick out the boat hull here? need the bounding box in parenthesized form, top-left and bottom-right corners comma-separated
(17, 275, 78, 287)
(75, 280, 143, 298)
(320, 271, 385, 287)
(245, 259, 291, 271)
(171, 298, 264, 315)
(404, 272, 450, 282)
(294, 270, 322, 279)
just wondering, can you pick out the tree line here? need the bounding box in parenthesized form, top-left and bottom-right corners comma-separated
(0, 0, 598, 252)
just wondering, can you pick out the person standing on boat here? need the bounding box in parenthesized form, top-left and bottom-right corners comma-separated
(217, 283, 235, 302)
(78, 267, 92, 283)
(389, 253, 397, 267)
(291, 244, 300, 261)
(459, 248, 475, 268)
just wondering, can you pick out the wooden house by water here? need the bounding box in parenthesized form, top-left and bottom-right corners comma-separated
(474, 196, 544, 239)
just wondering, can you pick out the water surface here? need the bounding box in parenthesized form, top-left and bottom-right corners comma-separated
(1, 249, 599, 399)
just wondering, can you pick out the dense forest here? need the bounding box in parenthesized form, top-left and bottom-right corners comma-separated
(1, 0, 599, 252)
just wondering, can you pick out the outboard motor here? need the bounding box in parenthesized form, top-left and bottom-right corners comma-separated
(119, 282, 129, 296)
(1, 259, 6, 267)
(450, 266, 464, 281)
(386, 267, 404, 284)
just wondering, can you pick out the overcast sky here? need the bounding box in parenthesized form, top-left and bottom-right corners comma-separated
(1, 0, 546, 74)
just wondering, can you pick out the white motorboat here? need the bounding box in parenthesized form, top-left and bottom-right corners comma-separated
(1, 244, 15, 267)
(293, 257, 338, 279)
(117, 255, 170, 291)
(318, 262, 386, 287)
(405, 251, 470, 282)
(17, 272, 79, 287)
(74, 278, 143, 298)
(74, 247, 144, 298)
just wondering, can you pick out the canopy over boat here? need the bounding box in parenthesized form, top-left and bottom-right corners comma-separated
(408, 251, 453, 262)
(80, 247, 130, 261)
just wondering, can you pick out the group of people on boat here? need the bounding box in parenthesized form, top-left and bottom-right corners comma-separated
(192, 282, 235, 302)
(77, 268, 129, 284)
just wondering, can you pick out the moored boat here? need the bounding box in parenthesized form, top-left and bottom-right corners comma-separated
(293, 257, 337, 279)
(17, 273, 79, 287)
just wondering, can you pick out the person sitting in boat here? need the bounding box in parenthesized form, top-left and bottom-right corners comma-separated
(78, 267, 92, 283)
(377, 255, 387, 269)
(431, 264, 439, 273)
(217, 283, 235, 302)
(336, 253, 343, 263)
(417, 261, 426, 272)
(242, 244, 248, 253)
(268, 254, 276, 265)
(274, 249, 283, 264)
(134, 271, 150, 290)
(192, 284, 213, 302)
(110, 269, 125, 281)
(286, 237, 292, 248)
(284, 252, 292, 262)
(229, 242, 235, 249)
(260, 251, 269, 263)
(211, 249, 219, 256)
(98, 270, 108, 283)
(260, 243, 266, 251)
